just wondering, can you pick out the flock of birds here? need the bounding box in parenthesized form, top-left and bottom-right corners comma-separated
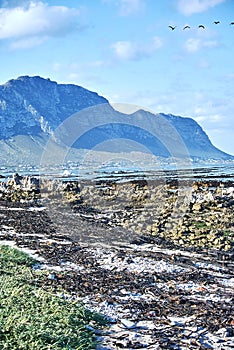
(168, 21, 234, 30)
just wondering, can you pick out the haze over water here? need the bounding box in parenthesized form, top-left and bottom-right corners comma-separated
(1, 159, 234, 183)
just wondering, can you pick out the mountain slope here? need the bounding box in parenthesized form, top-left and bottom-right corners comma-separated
(0, 76, 108, 139)
(160, 112, 231, 160)
(0, 76, 232, 166)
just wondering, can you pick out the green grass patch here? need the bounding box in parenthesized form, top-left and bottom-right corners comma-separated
(191, 221, 208, 229)
(222, 230, 231, 237)
(0, 245, 106, 350)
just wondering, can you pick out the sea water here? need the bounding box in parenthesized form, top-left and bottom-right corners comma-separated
(0, 159, 234, 183)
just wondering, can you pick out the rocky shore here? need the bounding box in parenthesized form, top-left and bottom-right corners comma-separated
(1, 173, 234, 251)
(0, 174, 234, 349)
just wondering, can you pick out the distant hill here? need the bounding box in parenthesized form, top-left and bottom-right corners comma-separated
(0, 76, 232, 166)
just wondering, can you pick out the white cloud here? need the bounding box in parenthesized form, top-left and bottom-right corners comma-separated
(118, 0, 145, 16)
(0, 1, 80, 42)
(9, 36, 47, 50)
(184, 37, 219, 52)
(51, 60, 109, 87)
(198, 59, 210, 69)
(225, 73, 234, 80)
(203, 40, 219, 49)
(102, 0, 145, 16)
(194, 114, 223, 123)
(52, 60, 106, 73)
(184, 38, 201, 52)
(111, 37, 162, 60)
(0, 0, 34, 7)
(177, 0, 226, 16)
(111, 41, 136, 60)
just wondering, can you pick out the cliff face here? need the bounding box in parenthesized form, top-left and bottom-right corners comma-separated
(0, 76, 108, 139)
(160, 113, 230, 160)
(0, 76, 232, 165)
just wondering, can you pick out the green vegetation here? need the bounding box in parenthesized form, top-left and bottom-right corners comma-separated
(222, 230, 231, 237)
(0, 245, 106, 350)
(191, 221, 208, 229)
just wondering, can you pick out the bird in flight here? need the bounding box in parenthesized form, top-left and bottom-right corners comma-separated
(168, 25, 176, 30)
(198, 25, 205, 29)
(183, 25, 190, 30)
(230, 22, 234, 25)
(214, 21, 220, 24)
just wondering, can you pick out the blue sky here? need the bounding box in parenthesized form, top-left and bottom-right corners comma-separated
(0, 0, 234, 155)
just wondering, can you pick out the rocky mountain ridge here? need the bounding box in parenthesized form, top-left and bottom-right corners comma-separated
(0, 76, 108, 139)
(0, 76, 232, 165)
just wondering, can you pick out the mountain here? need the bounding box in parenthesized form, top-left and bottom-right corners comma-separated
(0, 75, 108, 139)
(0, 76, 233, 166)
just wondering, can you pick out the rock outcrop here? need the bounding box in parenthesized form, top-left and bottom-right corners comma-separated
(1, 174, 234, 251)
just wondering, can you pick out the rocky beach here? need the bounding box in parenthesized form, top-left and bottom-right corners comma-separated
(0, 173, 234, 349)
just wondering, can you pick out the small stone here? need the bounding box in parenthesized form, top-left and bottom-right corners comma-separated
(120, 319, 137, 329)
(48, 273, 55, 280)
(192, 203, 202, 211)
